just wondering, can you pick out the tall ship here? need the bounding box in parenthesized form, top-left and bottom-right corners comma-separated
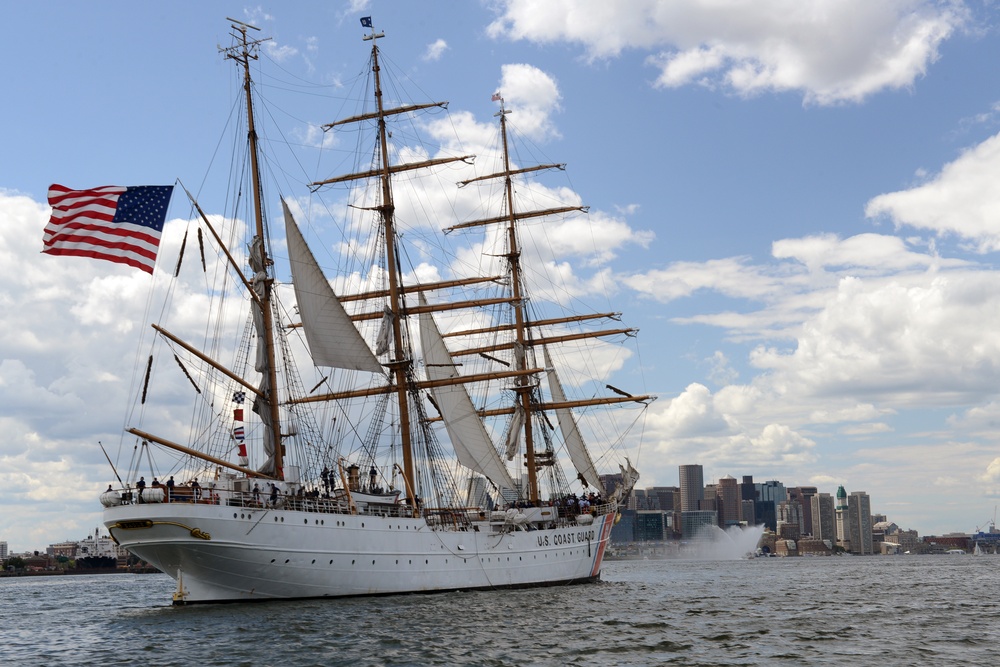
(101, 18, 653, 604)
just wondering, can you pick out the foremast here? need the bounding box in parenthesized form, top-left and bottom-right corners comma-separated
(223, 18, 284, 480)
(124, 20, 287, 482)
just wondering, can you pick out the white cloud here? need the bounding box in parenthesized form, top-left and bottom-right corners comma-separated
(866, 132, 1000, 252)
(652, 382, 732, 438)
(424, 38, 448, 61)
(496, 63, 562, 140)
(488, 0, 965, 104)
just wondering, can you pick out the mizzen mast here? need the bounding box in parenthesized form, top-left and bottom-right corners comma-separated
(446, 99, 652, 503)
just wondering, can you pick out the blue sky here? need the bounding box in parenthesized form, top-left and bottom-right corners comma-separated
(3, 0, 1000, 551)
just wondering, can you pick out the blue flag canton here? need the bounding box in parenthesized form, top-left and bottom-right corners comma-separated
(112, 185, 174, 231)
(360, 16, 372, 28)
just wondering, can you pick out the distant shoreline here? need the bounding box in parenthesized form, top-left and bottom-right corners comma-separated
(0, 568, 160, 578)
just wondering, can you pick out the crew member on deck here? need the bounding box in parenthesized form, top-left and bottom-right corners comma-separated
(136, 476, 146, 502)
(369, 465, 378, 491)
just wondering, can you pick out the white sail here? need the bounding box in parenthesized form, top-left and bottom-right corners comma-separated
(544, 346, 600, 488)
(418, 296, 516, 492)
(283, 200, 383, 373)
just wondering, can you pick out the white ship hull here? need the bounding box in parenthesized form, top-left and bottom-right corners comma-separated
(104, 501, 615, 604)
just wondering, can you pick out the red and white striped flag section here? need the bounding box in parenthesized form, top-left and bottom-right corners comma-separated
(42, 183, 174, 274)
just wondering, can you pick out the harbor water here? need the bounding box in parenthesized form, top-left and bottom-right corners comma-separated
(4, 555, 1000, 665)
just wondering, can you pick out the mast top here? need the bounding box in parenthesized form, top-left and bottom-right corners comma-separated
(226, 17, 260, 31)
(360, 16, 384, 41)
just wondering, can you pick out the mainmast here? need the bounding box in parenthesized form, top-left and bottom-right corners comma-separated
(223, 19, 284, 479)
(366, 26, 417, 506)
(308, 19, 475, 507)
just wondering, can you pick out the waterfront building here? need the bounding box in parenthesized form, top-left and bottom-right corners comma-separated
(0, 541, 7, 560)
(610, 509, 637, 544)
(740, 475, 757, 524)
(629, 488, 650, 510)
(755, 480, 786, 531)
(636, 510, 671, 541)
(788, 486, 818, 536)
(835, 485, 850, 549)
(884, 529, 921, 553)
(740, 499, 756, 526)
(811, 492, 836, 542)
(681, 510, 719, 539)
(647, 486, 680, 512)
(777, 500, 803, 539)
(848, 491, 874, 555)
(679, 464, 705, 513)
(718, 475, 741, 526)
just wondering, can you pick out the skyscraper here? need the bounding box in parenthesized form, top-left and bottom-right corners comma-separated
(848, 491, 874, 555)
(718, 475, 741, 526)
(788, 486, 818, 536)
(740, 475, 757, 525)
(679, 464, 704, 513)
(811, 492, 836, 543)
(755, 480, 786, 531)
(835, 485, 850, 548)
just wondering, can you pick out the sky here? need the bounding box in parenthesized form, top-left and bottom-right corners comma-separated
(3, 0, 1000, 552)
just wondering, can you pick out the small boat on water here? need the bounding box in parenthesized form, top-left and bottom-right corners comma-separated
(101, 17, 653, 604)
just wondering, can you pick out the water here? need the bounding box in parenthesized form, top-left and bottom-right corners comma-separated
(4, 556, 1000, 665)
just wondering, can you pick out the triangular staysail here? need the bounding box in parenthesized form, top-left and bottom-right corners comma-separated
(543, 346, 600, 488)
(283, 200, 383, 373)
(418, 295, 517, 492)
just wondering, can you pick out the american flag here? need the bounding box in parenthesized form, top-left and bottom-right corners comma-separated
(43, 184, 174, 274)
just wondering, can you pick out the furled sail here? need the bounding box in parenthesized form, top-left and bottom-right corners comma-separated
(249, 235, 276, 475)
(544, 346, 600, 488)
(418, 296, 516, 492)
(611, 458, 641, 503)
(283, 200, 383, 373)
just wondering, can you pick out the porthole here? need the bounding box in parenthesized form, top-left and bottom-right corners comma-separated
(284, 559, 290, 564)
